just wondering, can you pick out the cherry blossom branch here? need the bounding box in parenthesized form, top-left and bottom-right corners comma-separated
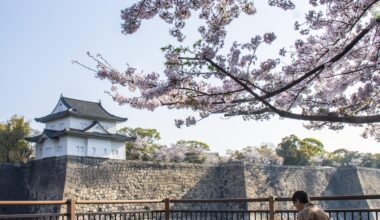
(204, 58, 380, 124)
(263, 19, 379, 99)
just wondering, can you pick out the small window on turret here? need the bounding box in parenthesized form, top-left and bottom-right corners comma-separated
(80, 122, 88, 128)
(77, 146, 85, 153)
(46, 147, 51, 154)
(111, 149, 119, 155)
(57, 103, 64, 111)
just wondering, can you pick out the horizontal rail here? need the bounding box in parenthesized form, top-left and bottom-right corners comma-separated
(170, 210, 270, 213)
(276, 209, 380, 213)
(170, 198, 269, 203)
(0, 194, 379, 205)
(76, 199, 164, 204)
(0, 200, 68, 205)
(0, 213, 67, 218)
(77, 210, 166, 215)
(324, 208, 380, 212)
(276, 194, 380, 201)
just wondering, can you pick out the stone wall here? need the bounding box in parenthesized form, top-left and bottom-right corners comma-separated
(356, 167, 380, 209)
(244, 164, 335, 209)
(1, 156, 380, 214)
(0, 163, 27, 201)
(23, 157, 67, 202)
(0, 163, 28, 213)
(63, 156, 223, 212)
(0, 157, 67, 213)
(243, 164, 370, 210)
(218, 162, 248, 210)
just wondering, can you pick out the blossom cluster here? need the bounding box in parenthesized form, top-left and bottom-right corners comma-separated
(85, 0, 380, 141)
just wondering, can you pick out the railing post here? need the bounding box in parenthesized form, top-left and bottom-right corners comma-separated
(164, 198, 170, 220)
(269, 195, 276, 220)
(69, 198, 76, 220)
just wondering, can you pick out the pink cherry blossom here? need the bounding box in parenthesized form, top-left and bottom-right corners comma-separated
(78, 0, 380, 141)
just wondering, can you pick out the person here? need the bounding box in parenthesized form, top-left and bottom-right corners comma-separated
(292, 191, 330, 220)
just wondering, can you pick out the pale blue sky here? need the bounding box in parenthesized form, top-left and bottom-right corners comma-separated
(1, 0, 379, 154)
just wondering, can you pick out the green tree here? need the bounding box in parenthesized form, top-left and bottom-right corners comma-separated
(175, 140, 210, 163)
(256, 145, 284, 165)
(226, 149, 245, 161)
(0, 115, 32, 163)
(323, 150, 380, 168)
(276, 135, 325, 165)
(323, 149, 363, 167)
(299, 138, 325, 165)
(360, 153, 380, 168)
(276, 135, 303, 165)
(118, 127, 162, 161)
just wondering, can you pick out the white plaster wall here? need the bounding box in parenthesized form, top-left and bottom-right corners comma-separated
(51, 100, 68, 114)
(46, 118, 70, 131)
(99, 121, 117, 134)
(67, 136, 87, 156)
(69, 117, 93, 130)
(87, 138, 111, 158)
(41, 138, 57, 158)
(51, 116, 117, 133)
(110, 141, 126, 160)
(86, 123, 108, 134)
(40, 137, 68, 158)
(35, 143, 43, 160)
(36, 134, 127, 160)
(55, 136, 68, 157)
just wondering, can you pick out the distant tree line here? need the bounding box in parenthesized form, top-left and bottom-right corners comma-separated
(118, 127, 216, 164)
(0, 114, 379, 168)
(275, 135, 380, 168)
(225, 135, 380, 168)
(121, 127, 380, 168)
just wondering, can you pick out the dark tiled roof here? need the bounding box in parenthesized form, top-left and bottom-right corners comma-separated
(35, 111, 70, 122)
(26, 128, 135, 143)
(25, 129, 61, 142)
(25, 135, 43, 142)
(35, 96, 127, 122)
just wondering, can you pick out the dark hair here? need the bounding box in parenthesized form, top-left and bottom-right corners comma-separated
(292, 191, 310, 204)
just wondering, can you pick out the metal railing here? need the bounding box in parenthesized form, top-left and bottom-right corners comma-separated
(1, 195, 380, 219)
(274, 195, 380, 220)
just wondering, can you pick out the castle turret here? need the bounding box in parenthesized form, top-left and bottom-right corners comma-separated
(26, 96, 134, 160)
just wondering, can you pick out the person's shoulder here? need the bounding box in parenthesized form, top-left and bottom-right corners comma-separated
(311, 205, 330, 219)
(297, 208, 309, 220)
(297, 206, 314, 219)
(316, 209, 330, 219)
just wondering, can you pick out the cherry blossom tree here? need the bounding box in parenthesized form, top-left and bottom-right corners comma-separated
(227, 145, 283, 165)
(79, 0, 380, 140)
(154, 140, 211, 163)
(154, 144, 187, 162)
